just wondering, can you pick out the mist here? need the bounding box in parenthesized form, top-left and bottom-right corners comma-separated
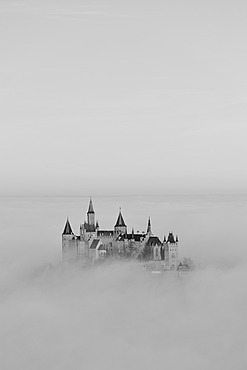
(1, 0, 246, 366)
(1, 195, 247, 369)
(1, 260, 247, 370)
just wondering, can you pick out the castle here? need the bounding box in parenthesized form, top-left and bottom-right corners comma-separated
(62, 198, 179, 269)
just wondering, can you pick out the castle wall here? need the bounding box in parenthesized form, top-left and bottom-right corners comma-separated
(89, 248, 96, 263)
(77, 240, 88, 259)
(62, 237, 78, 263)
(167, 244, 178, 269)
(88, 246, 105, 263)
(81, 226, 97, 242)
(153, 245, 161, 261)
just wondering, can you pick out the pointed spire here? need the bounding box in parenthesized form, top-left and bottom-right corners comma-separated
(87, 197, 94, 214)
(176, 235, 179, 243)
(163, 235, 166, 243)
(96, 220, 99, 229)
(62, 218, 73, 235)
(132, 227, 135, 239)
(147, 217, 152, 234)
(115, 208, 126, 227)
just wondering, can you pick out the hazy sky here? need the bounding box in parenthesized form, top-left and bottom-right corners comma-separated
(1, 0, 247, 195)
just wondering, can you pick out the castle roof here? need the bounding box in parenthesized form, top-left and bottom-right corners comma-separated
(115, 209, 126, 227)
(87, 198, 94, 214)
(167, 232, 176, 244)
(90, 239, 100, 249)
(146, 236, 162, 246)
(62, 219, 74, 235)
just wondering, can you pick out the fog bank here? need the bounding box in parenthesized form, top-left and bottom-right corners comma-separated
(1, 261, 247, 370)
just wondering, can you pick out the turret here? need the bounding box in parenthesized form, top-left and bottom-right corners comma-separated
(114, 208, 127, 235)
(62, 218, 77, 262)
(165, 232, 179, 270)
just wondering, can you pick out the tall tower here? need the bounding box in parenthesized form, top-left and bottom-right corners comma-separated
(87, 197, 95, 226)
(165, 232, 179, 270)
(114, 208, 127, 235)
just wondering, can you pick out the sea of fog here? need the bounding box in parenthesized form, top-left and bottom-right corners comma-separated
(1, 195, 247, 369)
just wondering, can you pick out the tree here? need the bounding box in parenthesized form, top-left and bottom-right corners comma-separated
(182, 257, 195, 270)
(140, 243, 153, 261)
(123, 241, 141, 259)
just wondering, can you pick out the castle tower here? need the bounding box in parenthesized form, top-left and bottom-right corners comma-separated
(146, 217, 152, 235)
(87, 197, 95, 226)
(62, 218, 77, 262)
(165, 232, 179, 270)
(114, 208, 127, 235)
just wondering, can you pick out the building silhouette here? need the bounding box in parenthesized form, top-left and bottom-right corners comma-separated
(62, 198, 179, 269)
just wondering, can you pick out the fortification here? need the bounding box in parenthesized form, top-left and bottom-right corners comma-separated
(62, 198, 179, 269)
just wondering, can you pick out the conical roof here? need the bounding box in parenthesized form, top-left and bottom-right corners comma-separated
(87, 198, 94, 213)
(167, 232, 175, 243)
(62, 219, 73, 235)
(115, 209, 126, 227)
(147, 217, 152, 233)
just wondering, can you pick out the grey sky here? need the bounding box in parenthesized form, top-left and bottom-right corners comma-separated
(1, 0, 246, 195)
